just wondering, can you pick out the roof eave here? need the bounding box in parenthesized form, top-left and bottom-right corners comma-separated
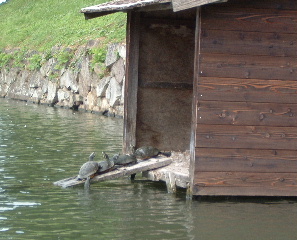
(81, 0, 172, 19)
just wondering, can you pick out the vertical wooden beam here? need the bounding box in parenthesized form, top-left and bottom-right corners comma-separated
(123, 11, 140, 154)
(188, 7, 201, 199)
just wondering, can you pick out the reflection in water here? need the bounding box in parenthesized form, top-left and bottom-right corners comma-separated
(1, 98, 297, 240)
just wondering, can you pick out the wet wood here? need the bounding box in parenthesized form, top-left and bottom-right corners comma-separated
(195, 148, 297, 172)
(193, 172, 297, 196)
(194, 186, 297, 196)
(53, 157, 172, 188)
(165, 172, 177, 193)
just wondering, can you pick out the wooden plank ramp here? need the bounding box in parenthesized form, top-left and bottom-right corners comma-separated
(53, 156, 172, 188)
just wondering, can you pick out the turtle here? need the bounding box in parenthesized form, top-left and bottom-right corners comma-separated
(133, 146, 171, 160)
(97, 152, 115, 174)
(111, 153, 137, 166)
(77, 152, 98, 189)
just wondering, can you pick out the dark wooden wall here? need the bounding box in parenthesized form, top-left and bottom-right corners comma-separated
(135, 10, 196, 151)
(193, 0, 297, 196)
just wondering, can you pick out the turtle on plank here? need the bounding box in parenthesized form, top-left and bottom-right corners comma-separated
(133, 146, 171, 160)
(98, 152, 115, 174)
(77, 152, 98, 189)
(111, 153, 137, 166)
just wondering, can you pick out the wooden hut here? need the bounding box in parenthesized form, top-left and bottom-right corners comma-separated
(81, 0, 297, 197)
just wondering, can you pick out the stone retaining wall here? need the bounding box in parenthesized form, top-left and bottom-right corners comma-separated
(0, 42, 126, 117)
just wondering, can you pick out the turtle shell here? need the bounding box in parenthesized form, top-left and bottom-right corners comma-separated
(78, 161, 99, 179)
(134, 146, 160, 160)
(112, 154, 137, 165)
(97, 160, 114, 173)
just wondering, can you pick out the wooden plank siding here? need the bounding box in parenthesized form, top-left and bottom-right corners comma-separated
(193, 0, 297, 196)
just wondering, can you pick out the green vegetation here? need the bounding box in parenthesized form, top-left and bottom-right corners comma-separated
(0, 0, 126, 50)
(89, 46, 107, 69)
(0, 0, 126, 70)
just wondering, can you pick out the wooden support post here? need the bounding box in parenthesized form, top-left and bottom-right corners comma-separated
(165, 172, 176, 194)
(123, 12, 140, 154)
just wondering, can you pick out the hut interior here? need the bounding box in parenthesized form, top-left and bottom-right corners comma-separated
(124, 8, 197, 154)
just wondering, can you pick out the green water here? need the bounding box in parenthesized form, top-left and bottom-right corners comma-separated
(1, 98, 297, 240)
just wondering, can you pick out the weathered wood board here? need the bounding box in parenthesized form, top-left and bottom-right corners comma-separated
(53, 157, 172, 188)
(172, 0, 225, 12)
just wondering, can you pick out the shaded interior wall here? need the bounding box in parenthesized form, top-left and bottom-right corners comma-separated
(194, 0, 297, 196)
(136, 9, 196, 151)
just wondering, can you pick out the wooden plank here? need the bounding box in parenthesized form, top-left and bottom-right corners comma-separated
(201, 7, 297, 33)
(53, 157, 172, 188)
(139, 81, 193, 89)
(143, 166, 190, 188)
(197, 77, 297, 103)
(208, 0, 297, 11)
(196, 124, 297, 150)
(92, 157, 172, 182)
(172, 0, 225, 12)
(195, 148, 297, 172)
(197, 101, 297, 126)
(193, 185, 297, 196)
(123, 12, 140, 154)
(201, 29, 297, 57)
(194, 172, 297, 192)
(199, 53, 297, 81)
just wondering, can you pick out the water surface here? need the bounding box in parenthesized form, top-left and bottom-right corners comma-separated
(0, 98, 297, 240)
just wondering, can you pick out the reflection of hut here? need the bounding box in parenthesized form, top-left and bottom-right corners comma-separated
(82, 0, 297, 197)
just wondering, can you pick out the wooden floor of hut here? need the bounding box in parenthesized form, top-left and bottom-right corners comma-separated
(143, 151, 190, 193)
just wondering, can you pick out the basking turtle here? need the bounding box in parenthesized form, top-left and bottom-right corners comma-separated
(133, 146, 171, 160)
(112, 153, 137, 166)
(77, 152, 98, 188)
(98, 152, 115, 174)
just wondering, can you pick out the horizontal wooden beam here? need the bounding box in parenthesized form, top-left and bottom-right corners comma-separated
(202, 7, 297, 33)
(196, 148, 297, 172)
(197, 101, 297, 126)
(200, 53, 297, 81)
(201, 29, 297, 57)
(197, 77, 297, 103)
(193, 172, 297, 196)
(196, 124, 297, 150)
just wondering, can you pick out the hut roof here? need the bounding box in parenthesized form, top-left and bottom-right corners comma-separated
(81, 0, 171, 18)
(81, 0, 227, 18)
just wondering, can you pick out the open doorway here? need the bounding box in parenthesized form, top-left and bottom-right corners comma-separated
(135, 9, 196, 152)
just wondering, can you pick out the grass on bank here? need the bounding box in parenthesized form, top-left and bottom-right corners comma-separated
(0, 0, 126, 53)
